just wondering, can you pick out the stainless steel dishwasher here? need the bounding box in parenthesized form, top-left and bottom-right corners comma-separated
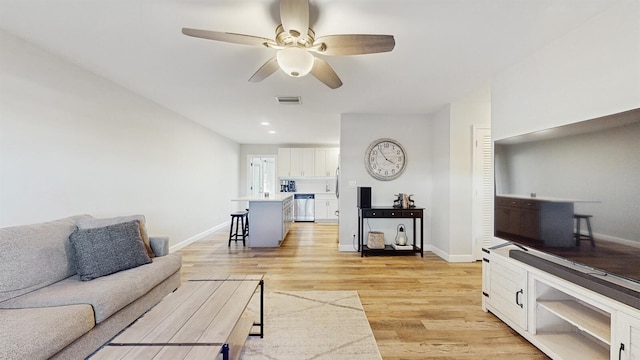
(294, 194, 315, 222)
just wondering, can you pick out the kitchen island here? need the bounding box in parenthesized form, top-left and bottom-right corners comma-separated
(231, 193, 293, 247)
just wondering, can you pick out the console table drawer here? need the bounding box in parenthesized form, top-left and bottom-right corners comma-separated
(403, 209, 423, 218)
(363, 209, 422, 218)
(363, 209, 402, 217)
(362, 209, 381, 217)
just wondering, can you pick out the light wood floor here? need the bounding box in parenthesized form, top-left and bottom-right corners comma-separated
(178, 222, 548, 359)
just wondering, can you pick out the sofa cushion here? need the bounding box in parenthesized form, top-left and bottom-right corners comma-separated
(0, 253, 182, 323)
(77, 214, 154, 258)
(70, 220, 152, 281)
(0, 215, 92, 303)
(0, 304, 95, 360)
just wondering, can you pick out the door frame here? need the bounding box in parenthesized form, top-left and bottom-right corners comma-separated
(247, 155, 276, 197)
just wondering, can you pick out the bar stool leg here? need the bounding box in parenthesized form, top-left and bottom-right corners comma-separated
(575, 218, 582, 246)
(234, 216, 241, 243)
(240, 215, 246, 246)
(586, 217, 595, 247)
(228, 217, 234, 246)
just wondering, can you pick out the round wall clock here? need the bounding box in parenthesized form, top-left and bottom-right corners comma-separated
(364, 138, 407, 181)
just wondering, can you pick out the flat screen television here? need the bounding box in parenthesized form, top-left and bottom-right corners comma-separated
(493, 107, 640, 287)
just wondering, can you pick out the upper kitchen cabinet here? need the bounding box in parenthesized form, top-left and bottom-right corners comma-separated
(277, 148, 291, 177)
(314, 148, 339, 177)
(278, 148, 314, 177)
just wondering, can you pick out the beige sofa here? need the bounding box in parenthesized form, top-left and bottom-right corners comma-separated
(0, 215, 182, 360)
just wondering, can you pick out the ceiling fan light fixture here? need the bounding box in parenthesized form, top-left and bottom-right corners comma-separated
(276, 47, 314, 77)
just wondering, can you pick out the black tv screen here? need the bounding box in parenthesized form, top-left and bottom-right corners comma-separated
(493, 107, 640, 285)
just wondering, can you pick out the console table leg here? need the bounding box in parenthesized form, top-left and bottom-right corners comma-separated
(420, 217, 424, 257)
(222, 343, 229, 360)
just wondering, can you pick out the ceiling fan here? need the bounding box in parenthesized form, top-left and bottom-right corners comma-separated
(182, 0, 395, 89)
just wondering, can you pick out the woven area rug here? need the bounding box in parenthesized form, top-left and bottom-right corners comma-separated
(241, 291, 381, 360)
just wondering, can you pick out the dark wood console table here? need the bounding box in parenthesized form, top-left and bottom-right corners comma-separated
(358, 207, 424, 257)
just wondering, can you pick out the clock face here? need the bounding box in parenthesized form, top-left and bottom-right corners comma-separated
(365, 138, 407, 181)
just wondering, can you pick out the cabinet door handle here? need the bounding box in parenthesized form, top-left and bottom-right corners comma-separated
(515, 289, 524, 308)
(618, 343, 624, 360)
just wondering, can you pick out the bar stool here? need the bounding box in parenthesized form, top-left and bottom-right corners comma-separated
(229, 211, 248, 246)
(574, 214, 595, 247)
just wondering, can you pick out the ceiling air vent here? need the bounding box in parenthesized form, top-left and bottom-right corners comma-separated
(276, 96, 302, 105)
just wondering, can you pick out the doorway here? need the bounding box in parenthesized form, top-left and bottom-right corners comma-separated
(248, 156, 276, 197)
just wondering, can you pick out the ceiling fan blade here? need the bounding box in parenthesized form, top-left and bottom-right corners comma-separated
(313, 34, 395, 56)
(310, 57, 342, 89)
(280, 0, 309, 37)
(182, 28, 274, 47)
(249, 57, 280, 83)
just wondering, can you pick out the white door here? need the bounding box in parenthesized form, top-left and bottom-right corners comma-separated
(472, 127, 493, 260)
(249, 156, 276, 197)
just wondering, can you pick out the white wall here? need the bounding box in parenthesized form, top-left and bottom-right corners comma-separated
(0, 30, 240, 247)
(429, 106, 452, 255)
(492, 1, 640, 140)
(449, 102, 492, 255)
(338, 114, 432, 252)
(429, 102, 492, 260)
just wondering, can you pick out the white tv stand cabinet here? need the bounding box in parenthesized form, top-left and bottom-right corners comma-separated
(482, 244, 640, 360)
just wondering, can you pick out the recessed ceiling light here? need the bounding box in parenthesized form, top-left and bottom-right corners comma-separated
(269, 130, 276, 134)
(261, 122, 270, 126)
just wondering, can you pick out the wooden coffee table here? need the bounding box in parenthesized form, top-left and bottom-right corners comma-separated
(92, 275, 264, 360)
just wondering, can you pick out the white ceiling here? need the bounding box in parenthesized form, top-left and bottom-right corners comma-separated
(0, 0, 619, 145)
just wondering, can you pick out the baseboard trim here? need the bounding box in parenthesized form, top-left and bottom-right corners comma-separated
(339, 244, 358, 252)
(593, 233, 640, 248)
(428, 245, 447, 261)
(427, 245, 475, 262)
(169, 222, 229, 252)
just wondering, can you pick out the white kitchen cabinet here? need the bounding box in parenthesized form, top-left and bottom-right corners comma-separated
(277, 148, 291, 177)
(281, 195, 294, 238)
(291, 148, 314, 177)
(279, 148, 314, 177)
(314, 148, 339, 177)
(615, 311, 640, 360)
(314, 194, 338, 222)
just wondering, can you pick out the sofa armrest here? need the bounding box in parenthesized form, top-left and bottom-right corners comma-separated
(149, 236, 170, 257)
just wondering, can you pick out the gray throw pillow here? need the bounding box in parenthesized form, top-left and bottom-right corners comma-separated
(76, 215, 154, 258)
(69, 220, 152, 281)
